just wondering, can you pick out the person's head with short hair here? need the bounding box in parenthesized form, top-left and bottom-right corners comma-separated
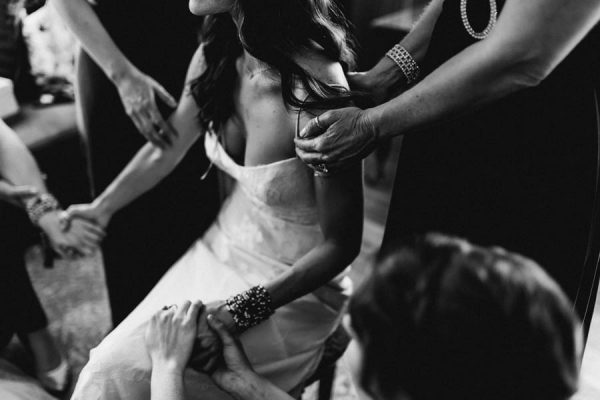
(350, 233, 582, 400)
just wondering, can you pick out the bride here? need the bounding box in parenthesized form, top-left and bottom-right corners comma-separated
(67, 0, 363, 398)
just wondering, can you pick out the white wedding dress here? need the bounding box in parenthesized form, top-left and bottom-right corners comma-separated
(71, 131, 352, 399)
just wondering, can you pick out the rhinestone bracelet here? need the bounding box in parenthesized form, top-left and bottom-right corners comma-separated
(26, 193, 60, 227)
(226, 285, 274, 332)
(385, 44, 421, 86)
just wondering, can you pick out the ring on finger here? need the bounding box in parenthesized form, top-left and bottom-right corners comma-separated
(312, 163, 329, 176)
(162, 304, 177, 311)
(58, 211, 71, 232)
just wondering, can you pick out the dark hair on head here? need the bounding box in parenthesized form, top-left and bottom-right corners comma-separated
(190, 0, 358, 132)
(350, 233, 582, 400)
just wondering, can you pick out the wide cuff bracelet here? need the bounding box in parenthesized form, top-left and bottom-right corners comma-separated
(386, 44, 421, 86)
(26, 193, 60, 226)
(226, 285, 274, 332)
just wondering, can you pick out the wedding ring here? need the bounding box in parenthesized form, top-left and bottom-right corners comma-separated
(162, 304, 177, 311)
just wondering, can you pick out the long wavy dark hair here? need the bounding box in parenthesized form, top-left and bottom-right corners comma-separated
(190, 0, 357, 132)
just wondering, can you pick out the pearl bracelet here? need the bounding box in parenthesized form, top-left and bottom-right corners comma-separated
(385, 44, 421, 86)
(226, 285, 274, 332)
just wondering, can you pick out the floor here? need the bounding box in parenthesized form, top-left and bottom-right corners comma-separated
(2, 142, 599, 399)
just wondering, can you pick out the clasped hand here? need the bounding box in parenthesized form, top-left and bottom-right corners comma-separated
(0, 180, 104, 259)
(145, 300, 261, 398)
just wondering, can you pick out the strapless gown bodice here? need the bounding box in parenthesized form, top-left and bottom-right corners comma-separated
(204, 131, 324, 267)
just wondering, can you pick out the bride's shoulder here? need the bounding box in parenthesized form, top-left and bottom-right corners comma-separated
(294, 49, 349, 91)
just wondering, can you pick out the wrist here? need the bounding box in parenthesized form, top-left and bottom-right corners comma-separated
(37, 210, 60, 232)
(151, 360, 185, 378)
(364, 107, 386, 142)
(106, 58, 135, 85)
(93, 196, 114, 224)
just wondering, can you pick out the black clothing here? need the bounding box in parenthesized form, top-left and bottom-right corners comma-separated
(383, 0, 600, 336)
(0, 203, 48, 350)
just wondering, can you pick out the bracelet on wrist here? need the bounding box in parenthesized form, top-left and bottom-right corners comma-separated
(226, 285, 274, 332)
(385, 44, 420, 86)
(26, 193, 60, 227)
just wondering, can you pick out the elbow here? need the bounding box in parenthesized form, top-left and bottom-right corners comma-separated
(509, 61, 549, 89)
(495, 42, 554, 90)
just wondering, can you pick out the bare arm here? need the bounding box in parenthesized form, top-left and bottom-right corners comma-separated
(351, 0, 444, 101)
(0, 120, 104, 255)
(85, 90, 203, 224)
(0, 119, 47, 193)
(51, 0, 178, 145)
(371, 0, 600, 139)
(67, 46, 208, 226)
(297, 0, 600, 169)
(51, 0, 131, 83)
(266, 164, 363, 308)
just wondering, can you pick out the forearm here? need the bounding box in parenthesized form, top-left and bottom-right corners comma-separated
(94, 143, 183, 217)
(51, 0, 133, 82)
(400, 0, 444, 63)
(370, 0, 600, 139)
(0, 120, 47, 191)
(371, 37, 517, 139)
(266, 240, 356, 309)
(151, 366, 185, 400)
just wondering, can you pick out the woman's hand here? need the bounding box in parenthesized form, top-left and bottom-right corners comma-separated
(38, 210, 105, 258)
(348, 57, 406, 106)
(114, 64, 178, 148)
(65, 201, 112, 231)
(206, 314, 262, 397)
(188, 300, 236, 373)
(145, 301, 205, 373)
(0, 180, 39, 207)
(294, 107, 379, 174)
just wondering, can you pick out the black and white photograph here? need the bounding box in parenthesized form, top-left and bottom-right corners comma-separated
(1, 1, 599, 399)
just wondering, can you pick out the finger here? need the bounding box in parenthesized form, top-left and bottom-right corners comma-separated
(72, 238, 97, 256)
(79, 220, 107, 239)
(177, 300, 192, 318)
(74, 219, 106, 239)
(207, 314, 235, 346)
(148, 108, 174, 146)
(12, 186, 40, 199)
(294, 145, 327, 165)
(139, 111, 168, 148)
(299, 110, 337, 139)
(129, 113, 148, 141)
(53, 244, 70, 259)
(202, 354, 219, 374)
(294, 132, 327, 153)
(151, 80, 178, 108)
(187, 300, 204, 323)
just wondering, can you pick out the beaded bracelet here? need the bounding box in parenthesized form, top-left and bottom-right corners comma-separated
(226, 285, 274, 331)
(26, 193, 60, 227)
(385, 44, 421, 86)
